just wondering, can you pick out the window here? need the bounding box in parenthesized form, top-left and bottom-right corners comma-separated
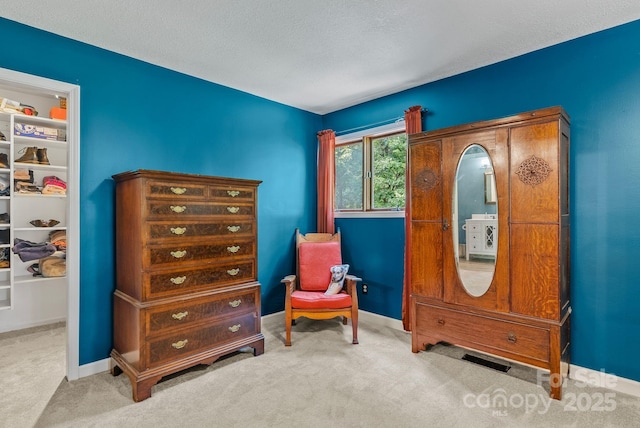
(335, 124, 407, 217)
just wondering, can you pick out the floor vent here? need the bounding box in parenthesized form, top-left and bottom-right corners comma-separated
(462, 353, 511, 373)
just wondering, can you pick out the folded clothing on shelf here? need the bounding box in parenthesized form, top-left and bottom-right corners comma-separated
(14, 168, 33, 182)
(15, 182, 41, 194)
(42, 175, 66, 195)
(0, 248, 9, 268)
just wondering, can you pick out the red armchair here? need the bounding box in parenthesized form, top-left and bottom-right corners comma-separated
(281, 228, 361, 346)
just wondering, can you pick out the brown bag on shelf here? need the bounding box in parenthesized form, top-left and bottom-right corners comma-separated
(40, 256, 66, 277)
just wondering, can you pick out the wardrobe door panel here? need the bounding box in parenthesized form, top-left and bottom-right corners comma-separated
(410, 221, 443, 299)
(510, 223, 560, 320)
(409, 141, 442, 221)
(510, 121, 560, 224)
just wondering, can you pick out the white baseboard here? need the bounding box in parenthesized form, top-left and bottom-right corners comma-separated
(569, 364, 640, 399)
(76, 312, 640, 399)
(358, 309, 406, 331)
(0, 316, 66, 334)
(78, 357, 110, 378)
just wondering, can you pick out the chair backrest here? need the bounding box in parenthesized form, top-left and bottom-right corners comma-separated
(296, 229, 342, 292)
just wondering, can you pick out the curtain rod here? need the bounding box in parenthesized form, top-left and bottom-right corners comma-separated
(335, 116, 405, 137)
(334, 107, 427, 137)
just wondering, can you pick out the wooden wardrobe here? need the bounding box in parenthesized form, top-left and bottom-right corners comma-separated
(408, 107, 570, 399)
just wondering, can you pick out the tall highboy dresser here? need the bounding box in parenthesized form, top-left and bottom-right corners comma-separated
(110, 169, 264, 402)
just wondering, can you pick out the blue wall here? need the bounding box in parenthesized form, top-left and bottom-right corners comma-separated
(0, 18, 320, 364)
(336, 217, 404, 319)
(323, 20, 640, 382)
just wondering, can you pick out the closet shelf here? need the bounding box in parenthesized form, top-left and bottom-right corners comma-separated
(13, 193, 66, 199)
(13, 163, 67, 172)
(14, 275, 66, 285)
(13, 136, 67, 147)
(13, 226, 67, 232)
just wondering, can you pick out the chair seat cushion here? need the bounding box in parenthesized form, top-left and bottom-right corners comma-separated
(291, 290, 352, 309)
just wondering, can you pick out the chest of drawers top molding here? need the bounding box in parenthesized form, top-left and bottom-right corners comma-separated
(112, 169, 262, 199)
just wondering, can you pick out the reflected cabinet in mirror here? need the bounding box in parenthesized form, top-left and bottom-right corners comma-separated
(454, 145, 497, 297)
(408, 107, 571, 400)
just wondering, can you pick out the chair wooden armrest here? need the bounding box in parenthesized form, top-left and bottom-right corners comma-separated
(344, 274, 362, 295)
(281, 274, 297, 296)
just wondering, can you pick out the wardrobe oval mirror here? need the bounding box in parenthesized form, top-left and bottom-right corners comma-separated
(454, 144, 497, 297)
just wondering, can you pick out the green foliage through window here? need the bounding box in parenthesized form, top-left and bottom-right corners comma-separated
(335, 142, 363, 210)
(372, 134, 407, 209)
(335, 132, 406, 211)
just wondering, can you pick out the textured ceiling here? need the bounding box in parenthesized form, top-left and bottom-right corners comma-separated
(2, 1, 640, 114)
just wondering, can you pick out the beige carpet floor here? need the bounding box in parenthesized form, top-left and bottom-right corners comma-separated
(0, 322, 66, 428)
(2, 315, 640, 427)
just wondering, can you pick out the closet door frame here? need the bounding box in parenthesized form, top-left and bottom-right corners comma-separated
(0, 67, 80, 381)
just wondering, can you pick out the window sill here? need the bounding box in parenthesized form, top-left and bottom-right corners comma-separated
(334, 211, 405, 219)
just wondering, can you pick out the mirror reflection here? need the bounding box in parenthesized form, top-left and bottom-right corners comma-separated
(453, 145, 497, 297)
(485, 168, 496, 204)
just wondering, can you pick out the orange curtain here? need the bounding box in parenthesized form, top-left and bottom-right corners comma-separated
(402, 106, 422, 331)
(317, 129, 336, 234)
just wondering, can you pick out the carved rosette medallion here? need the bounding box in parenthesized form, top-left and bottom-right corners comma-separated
(415, 168, 438, 192)
(515, 155, 552, 186)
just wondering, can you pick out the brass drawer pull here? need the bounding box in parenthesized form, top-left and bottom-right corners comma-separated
(227, 268, 240, 276)
(170, 205, 187, 213)
(437, 318, 445, 326)
(227, 190, 240, 197)
(172, 339, 188, 349)
(228, 324, 241, 333)
(172, 311, 189, 320)
(227, 225, 241, 233)
(170, 227, 187, 235)
(170, 276, 186, 284)
(227, 206, 240, 214)
(170, 187, 187, 195)
(229, 299, 242, 308)
(171, 250, 187, 258)
(507, 332, 517, 343)
(227, 246, 240, 253)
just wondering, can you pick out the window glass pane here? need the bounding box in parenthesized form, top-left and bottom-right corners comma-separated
(372, 133, 407, 209)
(335, 141, 363, 210)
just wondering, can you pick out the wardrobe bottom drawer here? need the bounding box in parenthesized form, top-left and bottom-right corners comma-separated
(146, 312, 258, 368)
(415, 303, 550, 364)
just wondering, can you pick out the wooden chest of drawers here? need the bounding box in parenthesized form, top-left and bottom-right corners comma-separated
(110, 170, 264, 402)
